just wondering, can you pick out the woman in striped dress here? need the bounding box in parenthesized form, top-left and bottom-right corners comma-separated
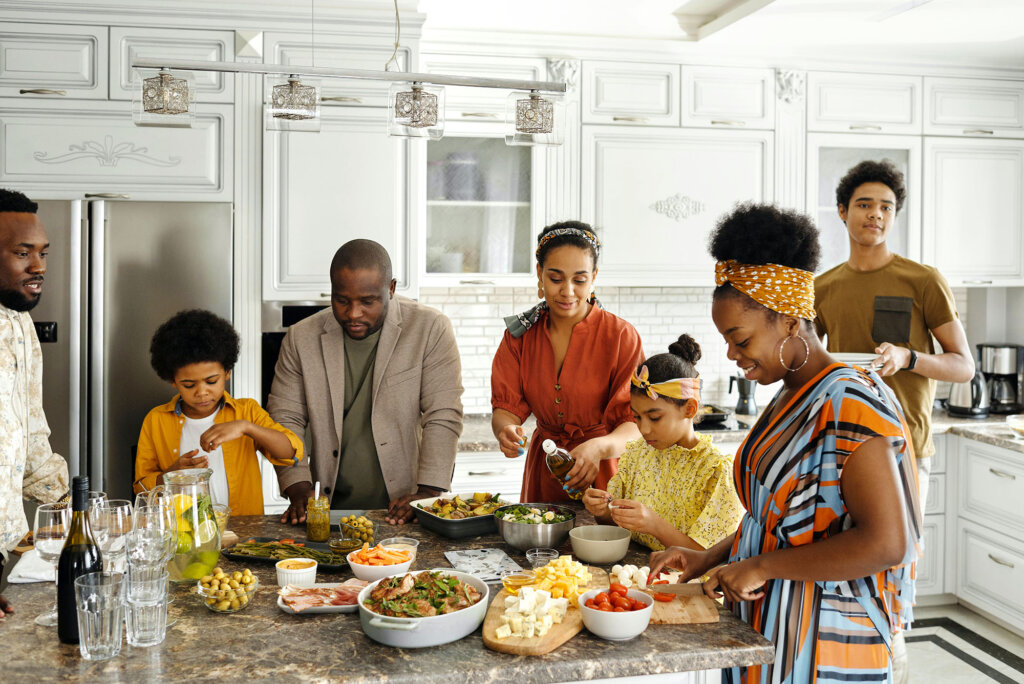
(651, 203, 923, 684)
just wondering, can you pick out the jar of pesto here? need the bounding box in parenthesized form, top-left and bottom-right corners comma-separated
(305, 495, 330, 542)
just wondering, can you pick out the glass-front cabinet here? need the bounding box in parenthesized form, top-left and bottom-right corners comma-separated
(806, 133, 922, 274)
(422, 127, 545, 285)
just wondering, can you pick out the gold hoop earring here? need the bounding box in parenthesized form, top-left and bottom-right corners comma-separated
(537, 281, 545, 300)
(779, 334, 809, 372)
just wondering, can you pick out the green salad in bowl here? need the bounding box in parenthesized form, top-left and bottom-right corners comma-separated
(496, 504, 573, 524)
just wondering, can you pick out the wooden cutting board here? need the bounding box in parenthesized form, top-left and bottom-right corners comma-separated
(482, 567, 609, 656)
(642, 583, 720, 624)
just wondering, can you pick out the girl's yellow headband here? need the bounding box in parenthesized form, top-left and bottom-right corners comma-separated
(631, 365, 701, 402)
(714, 259, 816, 320)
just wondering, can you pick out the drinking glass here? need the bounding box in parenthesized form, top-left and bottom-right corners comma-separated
(132, 504, 179, 624)
(126, 528, 171, 569)
(33, 502, 70, 626)
(88, 491, 107, 508)
(89, 499, 133, 574)
(125, 568, 168, 648)
(74, 571, 125, 660)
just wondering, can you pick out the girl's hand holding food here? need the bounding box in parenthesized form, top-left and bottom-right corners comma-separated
(608, 499, 657, 535)
(498, 424, 527, 459)
(583, 487, 610, 517)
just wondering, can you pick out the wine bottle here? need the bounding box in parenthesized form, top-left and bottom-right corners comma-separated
(57, 475, 103, 644)
(542, 439, 582, 500)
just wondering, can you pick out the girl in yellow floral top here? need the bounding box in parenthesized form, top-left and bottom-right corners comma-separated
(583, 334, 743, 551)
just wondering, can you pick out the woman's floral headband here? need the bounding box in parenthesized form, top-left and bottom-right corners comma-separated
(536, 228, 601, 261)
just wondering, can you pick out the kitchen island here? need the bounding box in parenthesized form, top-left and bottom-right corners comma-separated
(2, 509, 773, 683)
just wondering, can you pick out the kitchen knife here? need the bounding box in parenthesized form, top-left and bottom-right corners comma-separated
(642, 582, 704, 596)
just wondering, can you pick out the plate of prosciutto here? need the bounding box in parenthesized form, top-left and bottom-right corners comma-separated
(277, 579, 370, 614)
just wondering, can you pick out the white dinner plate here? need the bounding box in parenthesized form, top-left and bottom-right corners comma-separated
(277, 582, 360, 614)
(833, 353, 881, 368)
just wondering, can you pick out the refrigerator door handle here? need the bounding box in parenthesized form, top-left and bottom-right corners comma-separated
(68, 201, 83, 477)
(88, 200, 106, 489)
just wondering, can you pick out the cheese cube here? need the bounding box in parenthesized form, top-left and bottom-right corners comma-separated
(548, 597, 569, 620)
(523, 621, 536, 638)
(504, 595, 520, 609)
(509, 614, 524, 636)
(518, 590, 536, 613)
(495, 624, 512, 639)
(541, 614, 554, 631)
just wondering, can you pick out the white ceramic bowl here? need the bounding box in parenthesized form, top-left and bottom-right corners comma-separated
(275, 558, 317, 587)
(569, 525, 631, 564)
(1006, 414, 1024, 438)
(577, 588, 654, 640)
(347, 550, 413, 582)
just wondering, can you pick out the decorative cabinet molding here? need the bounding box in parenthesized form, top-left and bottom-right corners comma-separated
(680, 66, 775, 130)
(956, 520, 1024, 632)
(265, 32, 410, 108)
(0, 98, 232, 200)
(0, 22, 107, 99)
(263, 106, 415, 300)
(109, 26, 234, 103)
(420, 53, 547, 121)
(581, 126, 772, 286)
(807, 72, 922, 135)
(582, 61, 680, 126)
(957, 437, 1024, 537)
(917, 515, 945, 597)
(925, 77, 1024, 139)
(924, 137, 1024, 284)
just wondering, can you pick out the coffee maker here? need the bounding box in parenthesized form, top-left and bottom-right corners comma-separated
(729, 374, 757, 415)
(977, 343, 1024, 414)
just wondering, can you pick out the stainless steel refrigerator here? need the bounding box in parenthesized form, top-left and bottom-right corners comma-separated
(31, 199, 233, 501)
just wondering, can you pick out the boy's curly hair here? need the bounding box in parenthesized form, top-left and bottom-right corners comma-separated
(835, 159, 906, 214)
(149, 309, 239, 382)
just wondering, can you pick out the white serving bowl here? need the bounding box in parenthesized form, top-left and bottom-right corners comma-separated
(569, 525, 631, 564)
(577, 588, 654, 641)
(275, 558, 317, 588)
(347, 550, 413, 582)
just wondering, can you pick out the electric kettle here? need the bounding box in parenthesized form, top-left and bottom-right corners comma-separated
(947, 369, 991, 418)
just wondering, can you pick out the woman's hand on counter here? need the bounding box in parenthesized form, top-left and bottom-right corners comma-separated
(280, 481, 314, 525)
(497, 423, 527, 459)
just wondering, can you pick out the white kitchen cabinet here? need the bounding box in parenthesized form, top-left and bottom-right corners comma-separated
(0, 22, 108, 100)
(109, 26, 234, 103)
(807, 72, 922, 135)
(263, 106, 416, 300)
(581, 126, 773, 286)
(266, 32, 410, 108)
(956, 519, 1024, 632)
(925, 77, 1024, 139)
(956, 437, 1024, 538)
(449, 451, 524, 503)
(916, 515, 945, 597)
(923, 137, 1024, 284)
(0, 97, 232, 201)
(582, 61, 680, 127)
(806, 133, 921, 273)
(420, 52, 547, 122)
(681, 66, 775, 130)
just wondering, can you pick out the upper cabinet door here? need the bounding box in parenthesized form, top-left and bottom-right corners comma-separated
(109, 26, 234, 103)
(581, 126, 773, 286)
(924, 137, 1024, 285)
(808, 72, 922, 134)
(265, 32, 410, 108)
(0, 22, 107, 100)
(263, 107, 415, 300)
(420, 53, 547, 122)
(925, 77, 1024, 139)
(582, 61, 680, 126)
(681, 66, 775, 130)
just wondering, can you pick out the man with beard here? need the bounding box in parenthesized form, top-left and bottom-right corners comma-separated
(0, 189, 69, 619)
(269, 239, 463, 526)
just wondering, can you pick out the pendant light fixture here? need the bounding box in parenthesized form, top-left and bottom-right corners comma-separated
(388, 82, 445, 140)
(505, 90, 564, 146)
(132, 68, 195, 127)
(266, 75, 322, 132)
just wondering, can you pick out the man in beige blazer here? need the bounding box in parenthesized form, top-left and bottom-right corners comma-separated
(269, 239, 463, 525)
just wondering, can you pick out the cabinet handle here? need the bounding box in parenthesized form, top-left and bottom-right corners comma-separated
(988, 553, 1015, 569)
(459, 279, 495, 285)
(461, 112, 499, 118)
(20, 88, 67, 96)
(963, 279, 993, 284)
(612, 116, 649, 123)
(711, 120, 746, 126)
(963, 129, 994, 135)
(84, 193, 130, 199)
(989, 467, 1016, 480)
(321, 96, 363, 103)
(319, 293, 333, 298)
(849, 124, 882, 131)
(467, 471, 508, 476)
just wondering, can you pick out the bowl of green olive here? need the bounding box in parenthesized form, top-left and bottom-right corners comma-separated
(197, 567, 258, 613)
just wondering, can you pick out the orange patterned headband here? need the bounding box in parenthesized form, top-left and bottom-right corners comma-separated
(631, 366, 701, 402)
(714, 259, 816, 320)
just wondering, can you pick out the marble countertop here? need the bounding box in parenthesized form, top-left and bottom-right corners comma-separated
(2, 509, 773, 683)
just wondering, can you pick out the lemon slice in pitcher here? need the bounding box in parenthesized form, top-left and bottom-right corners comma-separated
(195, 520, 219, 546)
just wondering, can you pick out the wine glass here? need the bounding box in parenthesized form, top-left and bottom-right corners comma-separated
(89, 499, 133, 574)
(33, 502, 70, 626)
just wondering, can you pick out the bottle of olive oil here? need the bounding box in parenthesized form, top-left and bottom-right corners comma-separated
(57, 475, 103, 644)
(542, 439, 582, 500)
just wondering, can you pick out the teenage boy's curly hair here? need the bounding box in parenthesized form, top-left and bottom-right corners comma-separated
(149, 309, 239, 382)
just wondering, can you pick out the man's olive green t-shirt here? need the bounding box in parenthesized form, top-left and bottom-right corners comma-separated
(814, 254, 959, 459)
(332, 329, 390, 509)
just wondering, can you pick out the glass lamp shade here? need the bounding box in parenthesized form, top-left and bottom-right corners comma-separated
(132, 69, 195, 127)
(265, 76, 321, 132)
(388, 82, 445, 140)
(505, 91, 564, 146)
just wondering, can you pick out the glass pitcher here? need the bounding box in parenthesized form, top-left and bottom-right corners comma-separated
(162, 468, 221, 582)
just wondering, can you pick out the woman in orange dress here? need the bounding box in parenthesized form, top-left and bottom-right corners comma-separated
(490, 221, 643, 503)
